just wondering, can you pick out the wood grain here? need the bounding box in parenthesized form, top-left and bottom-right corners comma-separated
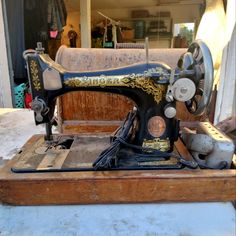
(61, 121, 122, 134)
(61, 92, 134, 121)
(58, 93, 206, 134)
(58, 92, 134, 133)
(0, 135, 235, 205)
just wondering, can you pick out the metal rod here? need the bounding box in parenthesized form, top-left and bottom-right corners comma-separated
(45, 122, 53, 142)
(145, 37, 149, 64)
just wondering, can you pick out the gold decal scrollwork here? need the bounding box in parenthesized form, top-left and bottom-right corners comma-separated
(64, 74, 167, 104)
(30, 60, 41, 91)
(121, 76, 166, 104)
(142, 138, 170, 152)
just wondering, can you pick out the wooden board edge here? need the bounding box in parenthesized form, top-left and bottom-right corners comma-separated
(0, 134, 235, 205)
(0, 175, 235, 205)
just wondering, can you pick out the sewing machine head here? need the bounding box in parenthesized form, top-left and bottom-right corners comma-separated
(23, 40, 213, 170)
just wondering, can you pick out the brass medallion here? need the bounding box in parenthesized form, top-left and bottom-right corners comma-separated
(147, 116, 166, 137)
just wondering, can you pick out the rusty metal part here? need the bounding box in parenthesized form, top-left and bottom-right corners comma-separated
(182, 122, 235, 169)
(182, 128, 214, 155)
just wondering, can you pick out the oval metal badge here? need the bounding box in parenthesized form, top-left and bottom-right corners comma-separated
(147, 116, 166, 137)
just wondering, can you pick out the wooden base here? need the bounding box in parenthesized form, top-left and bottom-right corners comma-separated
(61, 120, 122, 134)
(0, 135, 235, 205)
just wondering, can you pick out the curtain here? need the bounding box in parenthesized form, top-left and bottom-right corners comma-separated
(196, 0, 226, 70)
(24, 0, 48, 51)
(196, 0, 236, 123)
(5, 0, 26, 80)
(24, 0, 67, 52)
(214, 0, 236, 123)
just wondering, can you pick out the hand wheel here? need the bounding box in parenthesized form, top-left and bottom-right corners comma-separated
(181, 40, 214, 116)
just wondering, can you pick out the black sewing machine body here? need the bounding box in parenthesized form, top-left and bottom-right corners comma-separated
(27, 53, 179, 151)
(15, 40, 213, 172)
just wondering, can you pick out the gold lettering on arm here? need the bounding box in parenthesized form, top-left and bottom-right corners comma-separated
(64, 74, 167, 104)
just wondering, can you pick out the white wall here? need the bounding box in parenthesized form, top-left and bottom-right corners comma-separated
(0, 0, 13, 108)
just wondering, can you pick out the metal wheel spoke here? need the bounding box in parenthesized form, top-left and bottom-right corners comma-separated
(185, 40, 214, 115)
(192, 46, 199, 58)
(197, 55, 203, 64)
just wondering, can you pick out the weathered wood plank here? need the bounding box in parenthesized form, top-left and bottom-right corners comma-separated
(61, 120, 122, 134)
(0, 135, 235, 205)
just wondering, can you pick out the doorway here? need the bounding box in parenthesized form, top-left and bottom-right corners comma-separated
(173, 22, 195, 48)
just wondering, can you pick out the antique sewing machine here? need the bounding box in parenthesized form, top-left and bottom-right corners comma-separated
(12, 40, 235, 173)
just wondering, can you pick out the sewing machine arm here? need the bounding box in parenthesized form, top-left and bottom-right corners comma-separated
(25, 52, 179, 149)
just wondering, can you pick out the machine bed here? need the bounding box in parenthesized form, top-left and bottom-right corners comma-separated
(0, 134, 235, 205)
(11, 134, 185, 173)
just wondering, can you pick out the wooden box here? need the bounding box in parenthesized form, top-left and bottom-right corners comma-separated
(0, 135, 235, 205)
